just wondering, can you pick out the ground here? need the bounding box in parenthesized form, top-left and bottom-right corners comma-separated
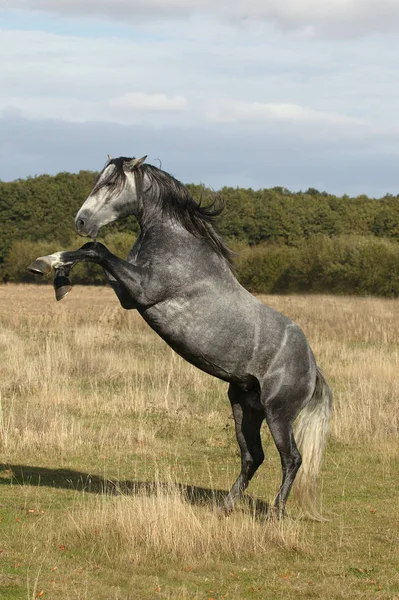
(0, 284, 398, 599)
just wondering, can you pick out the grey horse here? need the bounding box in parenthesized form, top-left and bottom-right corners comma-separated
(28, 156, 332, 519)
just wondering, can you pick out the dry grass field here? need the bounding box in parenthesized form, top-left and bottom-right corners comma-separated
(0, 284, 398, 599)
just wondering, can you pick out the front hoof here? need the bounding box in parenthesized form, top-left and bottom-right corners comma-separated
(54, 275, 72, 301)
(27, 257, 53, 276)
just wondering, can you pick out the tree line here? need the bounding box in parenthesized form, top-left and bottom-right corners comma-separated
(1, 171, 398, 296)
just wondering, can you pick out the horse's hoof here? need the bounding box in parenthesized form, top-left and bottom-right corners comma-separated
(55, 285, 72, 301)
(27, 257, 53, 276)
(266, 506, 284, 521)
(54, 275, 72, 301)
(217, 500, 233, 517)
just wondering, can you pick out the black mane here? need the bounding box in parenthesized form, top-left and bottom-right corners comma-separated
(96, 157, 234, 270)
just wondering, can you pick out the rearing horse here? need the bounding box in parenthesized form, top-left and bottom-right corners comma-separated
(29, 156, 332, 519)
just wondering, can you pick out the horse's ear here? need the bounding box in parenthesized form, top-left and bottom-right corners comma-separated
(126, 156, 147, 170)
(107, 154, 112, 161)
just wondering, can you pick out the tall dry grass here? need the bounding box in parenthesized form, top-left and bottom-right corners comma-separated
(55, 484, 308, 567)
(1, 286, 397, 453)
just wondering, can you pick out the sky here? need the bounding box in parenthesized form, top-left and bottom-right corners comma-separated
(1, 0, 399, 196)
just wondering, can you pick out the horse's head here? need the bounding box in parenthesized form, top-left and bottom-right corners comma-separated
(75, 155, 147, 238)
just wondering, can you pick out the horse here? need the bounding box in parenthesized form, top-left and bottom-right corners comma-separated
(28, 155, 333, 519)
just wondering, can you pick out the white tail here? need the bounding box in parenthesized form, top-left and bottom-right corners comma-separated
(294, 367, 333, 520)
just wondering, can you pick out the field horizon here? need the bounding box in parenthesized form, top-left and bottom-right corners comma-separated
(0, 284, 398, 599)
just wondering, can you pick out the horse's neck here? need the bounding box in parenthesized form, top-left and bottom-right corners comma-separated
(139, 214, 190, 244)
(135, 182, 163, 229)
(137, 187, 184, 236)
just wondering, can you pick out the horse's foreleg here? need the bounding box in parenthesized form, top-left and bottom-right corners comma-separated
(53, 266, 73, 301)
(28, 242, 147, 306)
(103, 270, 138, 310)
(28, 255, 74, 301)
(223, 383, 265, 514)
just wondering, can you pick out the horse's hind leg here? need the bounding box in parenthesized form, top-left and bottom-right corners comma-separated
(264, 400, 302, 518)
(223, 383, 265, 513)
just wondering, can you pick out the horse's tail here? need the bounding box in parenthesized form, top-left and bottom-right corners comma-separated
(293, 366, 333, 520)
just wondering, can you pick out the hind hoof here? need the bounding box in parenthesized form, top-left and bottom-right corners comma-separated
(54, 275, 72, 301)
(27, 257, 53, 276)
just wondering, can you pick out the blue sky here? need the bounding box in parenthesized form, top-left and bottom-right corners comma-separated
(1, 1, 399, 196)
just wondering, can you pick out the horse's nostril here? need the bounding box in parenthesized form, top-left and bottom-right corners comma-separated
(75, 214, 92, 237)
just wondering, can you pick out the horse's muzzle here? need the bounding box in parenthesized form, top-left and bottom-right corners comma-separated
(75, 211, 97, 238)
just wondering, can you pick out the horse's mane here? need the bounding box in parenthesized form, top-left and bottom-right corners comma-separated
(95, 157, 234, 270)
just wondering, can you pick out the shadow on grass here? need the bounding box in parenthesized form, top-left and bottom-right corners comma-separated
(0, 463, 270, 518)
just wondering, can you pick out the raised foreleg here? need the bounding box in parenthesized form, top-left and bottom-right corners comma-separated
(103, 271, 138, 309)
(28, 242, 148, 308)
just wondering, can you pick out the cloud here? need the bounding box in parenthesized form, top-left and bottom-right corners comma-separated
(108, 92, 187, 112)
(204, 100, 379, 143)
(206, 100, 364, 127)
(1, 24, 399, 171)
(0, 29, 192, 124)
(4, 0, 399, 36)
(0, 95, 187, 124)
(2, 4, 399, 196)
